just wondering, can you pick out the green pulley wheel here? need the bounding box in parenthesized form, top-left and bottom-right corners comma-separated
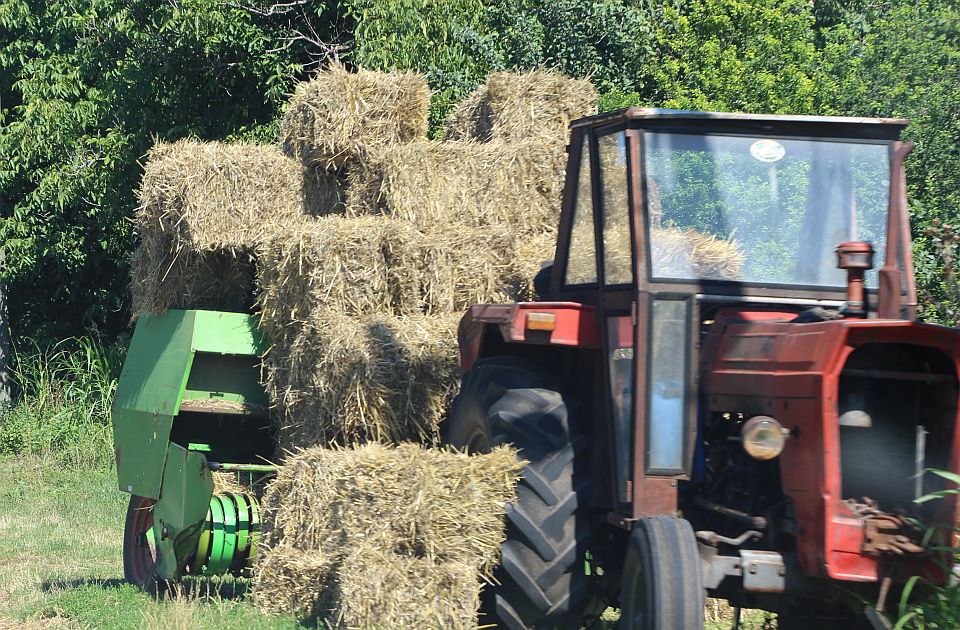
(219, 494, 238, 570)
(248, 494, 261, 561)
(205, 495, 228, 575)
(189, 506, 213, 575)
(230, 493, 250, 570)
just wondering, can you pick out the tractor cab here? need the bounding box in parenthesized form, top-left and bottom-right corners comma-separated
(545, 108, 923, 519)
(453, 108, 960, 628)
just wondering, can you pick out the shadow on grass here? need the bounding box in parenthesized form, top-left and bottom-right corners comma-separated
(40, 575, 254, 600)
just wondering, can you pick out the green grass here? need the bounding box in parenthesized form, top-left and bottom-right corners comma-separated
(0, 336, 121, 468)
(0, 455, 303, 629)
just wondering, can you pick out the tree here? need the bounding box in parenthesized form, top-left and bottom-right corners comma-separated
(0, 0, 334, 342)
(0, 245, 10, 403)
(819, 1, 960, 322)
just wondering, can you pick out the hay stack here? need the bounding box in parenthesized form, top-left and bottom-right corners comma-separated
(346, 139, 567, 235)
(603, 226, 744, 283)
(445, 70, 597, 143)
(280, 64, 430, 170)
(257, 216, 518, 344)
(264, 309, 461, 451)
(444, 85, 493, 142)
(651, 228, 745, 280)
(253, 443, 524, 629)
(130, 140, 316, 315)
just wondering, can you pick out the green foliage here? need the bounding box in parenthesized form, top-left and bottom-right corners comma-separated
(343, 0, 502, 134)
(0, 335, 124, 467)
(893, 468, 960, 629)
(0, 0, 329, 341)
(648, 0, 822, 113)
(819, 2, 960, 323)
(487, 0, 657, 98)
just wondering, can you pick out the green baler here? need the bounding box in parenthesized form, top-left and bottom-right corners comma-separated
(112, 309, 276, 587)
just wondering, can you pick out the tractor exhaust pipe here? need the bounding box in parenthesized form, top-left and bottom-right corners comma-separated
(836, 241, 875, 318)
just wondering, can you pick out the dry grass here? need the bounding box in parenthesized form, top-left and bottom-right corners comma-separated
(279, 63, 430, 170)
(346, 138, 567, 236)
(263, 309, 461, 453)
(131, 140, 318, 316)
(445, 70, 597, 143)
(253, 443, 524, 629)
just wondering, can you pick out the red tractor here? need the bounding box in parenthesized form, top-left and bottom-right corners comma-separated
(445, 109, 960, 629)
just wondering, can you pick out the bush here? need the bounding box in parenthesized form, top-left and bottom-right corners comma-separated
(0, 336, 124, 469)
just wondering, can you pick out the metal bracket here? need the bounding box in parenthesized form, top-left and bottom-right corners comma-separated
(699, 545, 786, 593)
(740, 550, 786, 593)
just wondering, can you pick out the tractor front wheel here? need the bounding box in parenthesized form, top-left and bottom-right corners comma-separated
(618, 515, 705, 630)
(445, 355, 600, 629)
(123, 495, 159, 591)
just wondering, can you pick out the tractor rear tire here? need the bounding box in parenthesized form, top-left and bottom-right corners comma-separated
(618, 515, 705, 630)
(123, 494, 159, 592)
(444, 356, 599, 629)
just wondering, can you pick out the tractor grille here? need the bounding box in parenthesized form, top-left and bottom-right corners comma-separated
(838, 343, 957, 514)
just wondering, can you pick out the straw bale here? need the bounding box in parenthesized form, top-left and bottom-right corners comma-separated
(264, 309, 462, 452)
(303, 168, 347, 216)
(346, 139, 567, 236)
(279, 64, 430, 170)
(652, 228, 745, 280)
(508, 230, 557, 301)
(444, 70, 597, 143)
(129, 239, 256, 315)
(253, 442, 524, 627)
(131, 139, 318, 315)
(603, 226, 744, 282)
(256, 216, 518, 344)
(212, 471, 245, 495)
(336, 551, 478, 629)
(443, 84, 493, 142)
(486, 70, 597, 142)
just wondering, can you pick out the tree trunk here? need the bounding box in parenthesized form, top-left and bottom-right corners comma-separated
(0, 246, 10, 403)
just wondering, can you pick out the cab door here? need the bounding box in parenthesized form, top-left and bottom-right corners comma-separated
(593, 127, 688, 518)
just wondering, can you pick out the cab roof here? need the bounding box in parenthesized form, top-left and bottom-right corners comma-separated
(572, 107, 909, 141)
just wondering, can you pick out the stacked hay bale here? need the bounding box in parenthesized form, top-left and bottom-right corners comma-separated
(130, 140, 319, 316)
(263, 67, 598, 452)
(254, 443, 524, 628)
(128, 65, 598, 628)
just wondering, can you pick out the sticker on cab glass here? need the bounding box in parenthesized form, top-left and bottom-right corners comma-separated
(750, 139, 786, 163)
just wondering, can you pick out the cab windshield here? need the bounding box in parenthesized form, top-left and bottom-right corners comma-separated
(644, 132, 890, 288)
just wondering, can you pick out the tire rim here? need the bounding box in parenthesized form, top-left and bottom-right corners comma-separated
(124, 496, 157, 587)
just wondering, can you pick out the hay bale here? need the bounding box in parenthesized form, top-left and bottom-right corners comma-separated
(279, 64, 430, 170)
(336, 550, 479, 630)
(253, 442, 524, 628)
(444, 70, 597, 143)
(346, 139, 567, 236)
(303, 168, 347, 216)
(444, 84, 493, 142)
(651, 228, 745, 280)
(264, 309, 461, 451)
(256, 216, 518, 343)
(131, 139, 317, 315)
(509, 230, 557, 301)
(129, 240, 256, 315)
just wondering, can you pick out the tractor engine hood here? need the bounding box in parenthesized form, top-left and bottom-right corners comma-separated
(700, 315, 960, 582)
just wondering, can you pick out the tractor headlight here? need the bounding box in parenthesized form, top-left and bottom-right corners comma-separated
(741, 416, 787, 460)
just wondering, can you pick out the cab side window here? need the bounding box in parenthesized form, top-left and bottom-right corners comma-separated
(564, 136, 598, 285)
(598, 132, 633, 285)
